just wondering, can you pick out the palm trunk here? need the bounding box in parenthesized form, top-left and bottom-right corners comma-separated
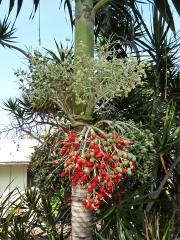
(71, 0, 94, 239)
(73, 0, 94, 115)
(71, 186, 93, 240)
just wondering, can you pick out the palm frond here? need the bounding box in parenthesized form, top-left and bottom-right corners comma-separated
(171, 0, 180, 16)
(45, 39, 73, 63)
(0, 17, 16, 46)
(60, 0, 73, 29)
(154, 0, 175, 32)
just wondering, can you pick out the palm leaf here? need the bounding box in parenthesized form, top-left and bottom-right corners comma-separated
(171, 0, 180, 16)
(8, 0, 23, 17)
(5, 0, 40, 17)
(154, 0, 175, 32)
(60, 0, 73, 29)
(0, 17, 16, 46)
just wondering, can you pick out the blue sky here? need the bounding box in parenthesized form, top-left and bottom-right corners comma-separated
(0, 0, 72, 127)
(0, 1, 179, 133)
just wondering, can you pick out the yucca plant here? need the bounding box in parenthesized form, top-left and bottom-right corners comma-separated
(143, 214, 179, 240)
(0, 186, 71, 240)
(0, 17, 30, 57)
(92, 184, 153, 240)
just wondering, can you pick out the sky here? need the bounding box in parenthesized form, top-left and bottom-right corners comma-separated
(0, 0, 72, 128)
(0, 0, 179, 137)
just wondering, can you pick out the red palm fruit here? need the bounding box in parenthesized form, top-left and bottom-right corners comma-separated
(70, 176, 74, 181)
(114, 178, 119, 183)
(99, 186, 105, 193)
(81, 175, 87, 182)
(96, 199, 101, 205)
(98, 164, 105, 169)
(88, 167, 94, 172)
(91, 182, 97, 189)
(86, 162, 93, 168)
(122, 168, 127, 174)
(108, 186, 113, 192)
(89, 205, 95, 212)
(86, 204, 90, 209)
(73, 142, 79, 150)
(92, 176, 99, 183)
(75, 165, 82, 172)
(130, 161, 136, 172)
(116, 143, 121, 149)
(52, 161, 59, 167)
(56, 141, 63, 147)
(88, 187, 93, 193)
(82, 159, 87, 164)
(100, 146, 105, 151)
(100, 171, 107, 177)
(64, 142, 71, 147)
(77, 171, 83, 177)
(69, 151, 76, 157)
(97, 193, 104, 199)
(99, 134, 106, 140)
(124, 141, 130, 147)
(107, 181, 114, 187)
(130, 164, 135, 171)
(89, 198, 94, 203)
(60, 172, 66, 177)
(104, 153, 110, 161)
(69, 133, 77, 142)
(77, 159, 83, 165)
(66, 161, 72, 166)
(70, 156, 77, 163)
(114, 162, 120, 167)
(94, 149, 99, 155)
(96, 152, 104, 158)
(113, 133, 119, 139)
(93, 145, 99, 150)
(89, 141, 95, 148)
(104, 175, 110, 182)
(91, 132, 97, 139)
(119, 139, 125, 145)
(82, 200, 87, 206)
(72, 180, 77, 186)
(60, 149, 67, 156)
(81, 177, 88, 185)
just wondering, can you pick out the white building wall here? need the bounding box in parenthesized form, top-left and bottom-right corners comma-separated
(0, 165, 28, 195)
(0, 139, 38, 196)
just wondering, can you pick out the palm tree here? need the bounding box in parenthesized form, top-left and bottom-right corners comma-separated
(0, 1, 179, 240)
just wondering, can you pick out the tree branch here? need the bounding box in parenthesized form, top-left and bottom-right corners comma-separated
(146, 155, 180, 212)
(92, 0, 110, 15)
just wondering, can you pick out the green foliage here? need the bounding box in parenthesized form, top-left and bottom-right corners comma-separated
(143, 214, 178, 240)
(15, 46, 146, 116)
(92, 187, 150, 240)
(0, 187, 70, 240)
(30, 132, 69, 196)
(159, 103, 180, 153)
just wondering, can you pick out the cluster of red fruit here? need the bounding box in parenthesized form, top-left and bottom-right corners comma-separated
(52, 130, 136, 212)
